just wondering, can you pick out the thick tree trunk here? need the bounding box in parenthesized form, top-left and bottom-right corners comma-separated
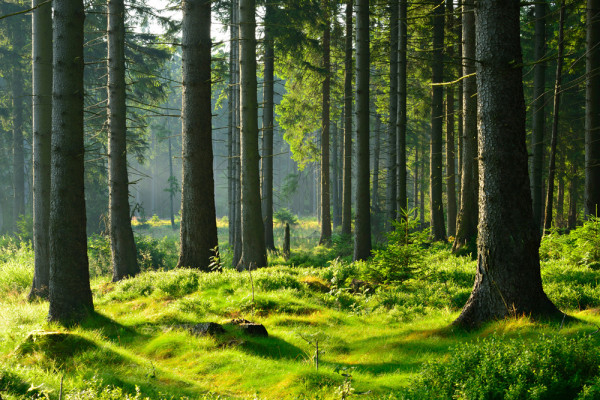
(452, 0, 478, 253)
(319, 7, 332, 245)
(228, 0, 235, 247)
(262, 2, 275, 250)
(238, 0, 267, 269)
(585, 0, 600, 218)
(48, 0, 94, 323)
(430, 0, 446, 242)
(543, 0, 565, 232)
(29, 0, 52, 300)
(396, 0, 407, 219)
(445, 0, 457, 237)
(354, 0, 371, 261)
(108, 0, 139, 281)
(178, 0, 219, 271)
(232, 0, 242, 266)
(387, 0, 398, 226)
(456, 0, 463, 208)
(341, 0, 353, 236)
(454, 0, 560, 328)
(532, 0, 547, 229)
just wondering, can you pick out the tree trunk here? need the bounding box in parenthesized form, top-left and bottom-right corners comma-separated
(397, 0, 407, 219)
(456, 0, 463, 208)
(12, 33, 25, 231)
(452, 0, 478, 253)
(354, 0, 371, 261)
(238, 0, 267, 269)
(332, 121, 340, 229)
(108, 0, 139, 281)
(232, 0, 242, 266)
(543, 0, 565, 232)
(262, 2, 275, 250)
(168, 137, 175, 229)
(568, 163, 578, 229)
(372, 115, 381, 213)
(178, 0, 219, 271)
(228, 0, 235, 246)
(585, 0, 600, 218)
(387, 0, 398, 226)
(556, 152, 565, 227)
(430, 0, 446, 242)
(319, 5, 332, 245)
(454, 0, 560, 328)
(341, 0, 353, 236)
(48, 0, 94, 323)
(531, 0, 547, 229)
(29, 0, 52, 300)
(445, 0, 457, 237)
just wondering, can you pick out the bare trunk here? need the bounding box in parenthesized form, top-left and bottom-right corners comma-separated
(396, 0, 408, 218)
(12, 33, 25, 230)
(48, 0, 94, 323)
(319, 7, 332, 245)
(454, 0, 559, 328)
(445, 0, 457, 237)
(341, 0, 353, 236)
(262, 2, 275, 250)
(568, 163, 578, 229)
(178, 0, 219, 270)
(387, 0, 398, 226)
(585, 0, 600, 218)
(30, 0, 52, 300)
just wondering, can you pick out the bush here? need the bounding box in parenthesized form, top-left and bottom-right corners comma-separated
(408, 334, 600, 400)
(273, 208, 299, 226)
(540, 218, 600, 266)
(0, 240, 34, 296)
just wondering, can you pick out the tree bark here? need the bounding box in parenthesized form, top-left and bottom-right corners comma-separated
(108, 0, 139, 281)
(29, 0, 52, 300)
(454, 0, 560, 328)
(585, 0, 600, 218)
(12, 32, 25, 231)
(430, 0, 446, 242)
(354, 0, 371, 261)
(452, 0, 478, 253)
(543, 0, 565, 232)
(178, 0, 219, 271)
(445, 0, 457, 237)
(319, 4, 332, 245)
(48, 0, 94, 323)
(396, 0, 407, 219)
(568, 163, 578, 229)
(332, 121, 340, 229)
(387, 0, 398, 226)
(531, 0, 547, 229)
(262, 2, 275, 250)
(341, 0, 353, 236)
(456, 0, 463, 208)
(238, 0, 267, 269)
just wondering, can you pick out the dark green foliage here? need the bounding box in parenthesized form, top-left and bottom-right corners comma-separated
(407, 335, 600, 400)
(540, 217, 600, 267)
(273, 208, 299, 226)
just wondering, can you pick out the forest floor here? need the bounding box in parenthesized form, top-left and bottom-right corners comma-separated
(1, 218, 600, 399)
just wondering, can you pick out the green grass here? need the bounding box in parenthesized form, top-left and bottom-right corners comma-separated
(1, 218, 600, 399)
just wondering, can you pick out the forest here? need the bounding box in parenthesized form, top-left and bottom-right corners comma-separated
(0, 0, 600, 398)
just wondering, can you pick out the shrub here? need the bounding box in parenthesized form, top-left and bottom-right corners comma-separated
(273, 208, 299, 226)
(408, 334, 600, 400)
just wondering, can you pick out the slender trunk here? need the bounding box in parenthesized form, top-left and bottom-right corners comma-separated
(454, 0, 559, 328)
(48, 0, 94, 323)
(556, 154, 565, 227)
(238, 0, 267, 269)
(568, 163, 578, 229)
(168, 137, 175, 229)
(332, 121, 340, 229)
(452, 0, 478, 253)
(108, 0, 139, 281)
(430, 0, 446, 241)
(397, 0, 408, 218)
(319, 6, 332, 245)
(341, 0, 353, 236)
(178, 0, 219, 270)
(387, 0, 398, 226)
(29, 0, 52, 300)
(419, 144, 425, 228)
(543, 0, 566, 231)
(228, 0, 235, 246)
(232, 0, 242, 266)
(12, 32, 25, 230)
(414, 140, 419, 213)
(532, 0, 547, 229)
(262, 2, 275, 250)
(372, 115, 381, 213)
(585, 0, 600, 218)
(445, 0, 457, 237)
(354, 0, 371, 260)
(456, 0, 463, 208)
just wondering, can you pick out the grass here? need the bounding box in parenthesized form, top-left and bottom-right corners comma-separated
(0, 218, 600, 399)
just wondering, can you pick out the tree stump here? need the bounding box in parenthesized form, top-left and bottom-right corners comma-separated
(283, 223, 290, 260)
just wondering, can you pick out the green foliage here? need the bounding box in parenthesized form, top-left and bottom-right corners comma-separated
(540, 217, 600, 267)
(408, 335, 600, 400)
(15, 213, 33, 243)
(0, 239, 33, 296)
(273, 208, 299, 226)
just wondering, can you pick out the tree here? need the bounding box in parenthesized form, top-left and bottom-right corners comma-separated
(445, 0, 457, 237)
(452, 0, 477, 253)
(585, 0, 600, 218)
(238, 0, 267, 269)
(108, 0, 139, 281)
(341, 0, 353, 236)
(29, 0, 52, 300)
(354, 0, 371, 260)
(319, 1, 332, 245)
(430, 0, 446, 242)
(48, 0, 94, 323)
(178, 0, 219, 271)
(531, 0, 547, 229)
(454, 0, 559, 327)
(262, 1, 275, 250)
(396, 0, 407, 220)
(386, 0, 398, 226)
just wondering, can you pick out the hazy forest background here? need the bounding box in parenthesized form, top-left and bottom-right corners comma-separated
(0, 0, 600, 398)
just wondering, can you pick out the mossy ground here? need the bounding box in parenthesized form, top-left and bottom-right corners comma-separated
(1, 218, 600, 399)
